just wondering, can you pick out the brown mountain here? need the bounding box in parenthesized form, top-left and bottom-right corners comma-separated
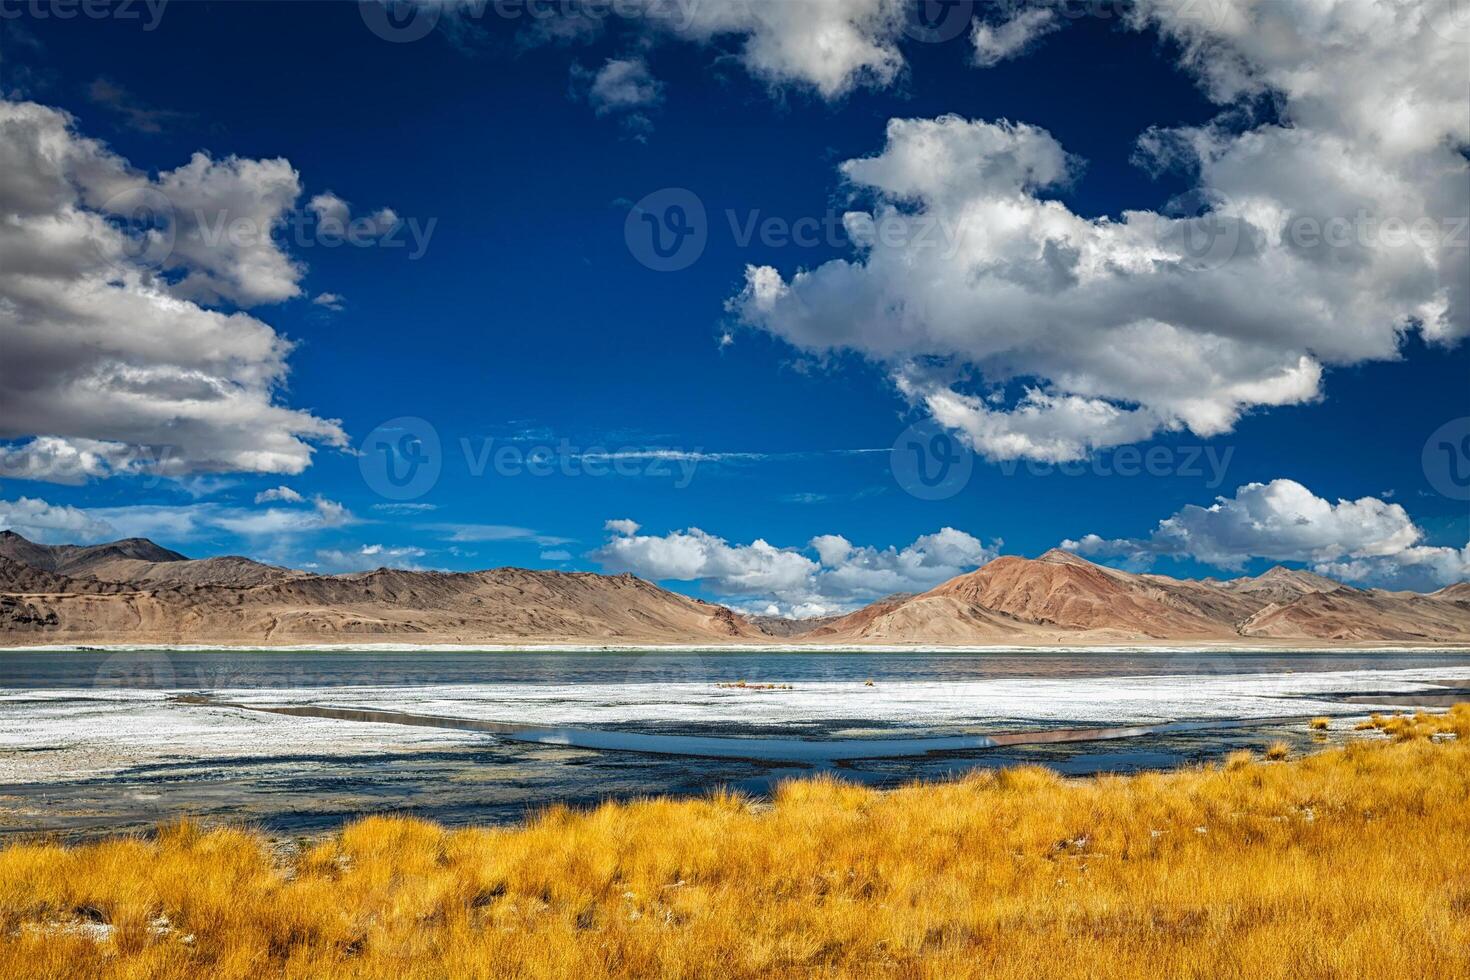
(0, 529, 293, 588)
(0, 532, 1465, 647)
(0, 532, 760, 645)
(805, 549, 1468, 645)
(1237, 587, 1470, 643)
(0, 530, 186, 577)
(1219, 565, 1344, 604)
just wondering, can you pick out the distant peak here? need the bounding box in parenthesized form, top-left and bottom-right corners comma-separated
(1037, 548, 1093, 566)
(1255, 565, 1339, 587)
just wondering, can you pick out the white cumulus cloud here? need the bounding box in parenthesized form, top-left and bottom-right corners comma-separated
(730, 1, 1468, 462)
(1066, 478, 1468, 590)
(592, 522, 1000, 615)
(429, 0, 911, 100)
(0, 99, 350, 479)
(0, 493, 356, 545)
(253, 486, 306, 505)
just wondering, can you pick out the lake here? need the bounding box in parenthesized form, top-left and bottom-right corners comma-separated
(2, 648, 1467, 839)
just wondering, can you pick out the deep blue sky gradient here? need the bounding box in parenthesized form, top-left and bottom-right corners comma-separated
(2, 2, 1465, 593)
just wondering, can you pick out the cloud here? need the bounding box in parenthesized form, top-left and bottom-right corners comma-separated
(307, 192, 400, 239)
(592, 523, 1000, 615)
(540, 549, 573, 562)
(0, 496, 117, 544)
(971, 7, 1060, 67)
(312, 292, 345, 311)
(372, 502, 439, 514)
(154, 151, 307, 306)
(571, 56, 664, 139)
(0, 493, 355, 544)
(0, 437, 153, 485)
(604, 518, 641, 536)
(254, 486, 305, 504)
(1066, 478, 1468, 590)
(578, 57, 663, 114)
(670, 0, 907, 99)
(86, 78, 189, 134)
(428, 523, 574, 547)
(0, 99, 348, 477)
(315, 543, 427, 573)
(730, 3, 1468, 462)
(432, 0, 910, 100)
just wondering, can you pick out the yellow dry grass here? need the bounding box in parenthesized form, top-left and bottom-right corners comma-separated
(3, 706, 1469, 980)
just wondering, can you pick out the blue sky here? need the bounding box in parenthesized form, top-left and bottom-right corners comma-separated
(0, 1, 1466, 614)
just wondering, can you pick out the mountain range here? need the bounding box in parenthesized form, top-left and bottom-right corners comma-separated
(0, 530, 1466, 647)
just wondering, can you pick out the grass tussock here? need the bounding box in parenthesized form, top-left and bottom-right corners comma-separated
(2, 711, 1468, 979)
(1357, 704, 1470, 741)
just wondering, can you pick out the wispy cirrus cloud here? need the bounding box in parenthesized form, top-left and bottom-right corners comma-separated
(426, 523, 575, 547)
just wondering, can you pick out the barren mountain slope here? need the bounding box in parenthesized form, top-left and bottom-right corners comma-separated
(807, 550, 1469, 645)
(1, 531, 1466, 646)
(1238, 588, 1470, 642)
(805, 593, 1041, 643)
(0, 533, 762, 645)
(920, 550, 1247, 638)
(1220, 565, 1345, 604)
(0, 531, 186, 577)
(81, 556, 301, 588)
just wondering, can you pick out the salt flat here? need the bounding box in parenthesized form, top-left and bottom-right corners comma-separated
(2, 665, 1466, 785)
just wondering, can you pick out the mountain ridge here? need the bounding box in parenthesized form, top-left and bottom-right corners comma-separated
(0, 532, 1465, 646)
